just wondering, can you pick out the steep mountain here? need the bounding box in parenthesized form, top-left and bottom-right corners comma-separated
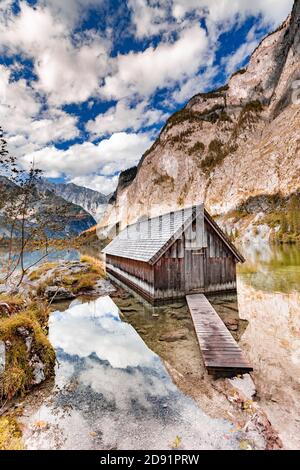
(0, 176, 95, 238)
(37, 179, 110, 220)
(100, 0, 300, 244)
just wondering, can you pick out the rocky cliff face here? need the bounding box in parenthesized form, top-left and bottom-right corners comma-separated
(101, 0, 300, 242)
(108, 167, 137, 204)
(37, 179, 109, 220)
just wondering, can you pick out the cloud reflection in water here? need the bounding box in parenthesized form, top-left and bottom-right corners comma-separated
(22, 296, 239, 450)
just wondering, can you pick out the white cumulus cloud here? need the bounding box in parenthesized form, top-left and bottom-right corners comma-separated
(0, 2, 111, 106)
(0, 65, 79, 150)
(20, 132, 152, 193)
(101, 24, 209, 100)
(71, 174, 119, 195)
(0, 0, 294, 196)
(128, 0, 294, 39)
(86, 99, 167, 136)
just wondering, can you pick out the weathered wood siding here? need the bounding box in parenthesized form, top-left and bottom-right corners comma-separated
(203, 221, 237, 292)
(106, 255, 155, 300)
(106, 214, 238, 303)
(154, 238, 186, 300)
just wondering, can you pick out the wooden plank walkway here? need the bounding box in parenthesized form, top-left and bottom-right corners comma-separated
(186, 294, 252, 376)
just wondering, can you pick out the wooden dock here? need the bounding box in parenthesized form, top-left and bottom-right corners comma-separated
(186, 294, 252, 376)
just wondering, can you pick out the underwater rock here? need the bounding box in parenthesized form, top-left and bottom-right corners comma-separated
(228, 373, 256, 400)
(225, 319, 239, 331)
(159, 330, 188, 342)
(93, 279, 116, 296)
(171, 311, 188, 320)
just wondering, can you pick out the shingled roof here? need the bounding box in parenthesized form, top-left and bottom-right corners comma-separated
(102, 204, 244, 264)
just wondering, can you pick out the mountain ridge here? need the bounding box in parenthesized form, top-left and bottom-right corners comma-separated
(37, 179, 110, 220)
(0, 176, 96, 238)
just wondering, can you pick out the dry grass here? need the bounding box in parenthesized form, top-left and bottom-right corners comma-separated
(80, 254, 105, 276)
(0, 294, 24, 318)
(28, 262, 58, 281)
(72, 273, 99, 294)
(200, 140, 238, 174)
(60, 255, 105, 294)
(153, 174, 175, 188)
(38, 257, 104, 296)
(31, 256, 105, 297)
(0, 294, 24, 306)
(0, 416, 24, 450)
(177, 195, 185, 207)
(237, 263, 258, 275)
(0, 297, 55, 402)
(188, 141, 205, 156)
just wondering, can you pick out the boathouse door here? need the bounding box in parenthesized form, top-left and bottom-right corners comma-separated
(185, 248, 206, 293)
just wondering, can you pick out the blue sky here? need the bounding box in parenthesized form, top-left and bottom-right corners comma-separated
(0, 0, 294, 194)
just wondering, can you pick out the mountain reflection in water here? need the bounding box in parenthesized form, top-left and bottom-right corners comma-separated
(237, 243, 300, 449)
(22, 296, 240, 450)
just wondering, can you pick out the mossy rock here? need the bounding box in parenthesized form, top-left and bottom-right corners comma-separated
(33, 258, 105, 298)
(0, 297, 55, 403)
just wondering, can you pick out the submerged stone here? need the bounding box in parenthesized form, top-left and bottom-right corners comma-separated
(159, 330, 188, 342)
(228, 374, 256, 400)
(29, 354, 45, 385)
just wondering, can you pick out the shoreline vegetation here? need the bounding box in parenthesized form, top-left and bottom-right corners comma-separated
(222, 193, 300, 245)
(0, 295, 55, 404)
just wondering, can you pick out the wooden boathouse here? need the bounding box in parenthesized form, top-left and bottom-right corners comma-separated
(102, 204, 244, 304)
(103, 204, 251, 376)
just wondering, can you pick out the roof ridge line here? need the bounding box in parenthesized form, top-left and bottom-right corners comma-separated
(121, 203, 204, 230)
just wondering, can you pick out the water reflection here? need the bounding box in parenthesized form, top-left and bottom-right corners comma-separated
(50, 297, 158, 369)
(14, 242, 300, 449)
(238, 243, 300, 293)
(22, 296, 240, 450)
(236, 243, 300, 449)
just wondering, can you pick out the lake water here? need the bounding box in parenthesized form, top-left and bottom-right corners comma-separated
(4, 242, 300, 449)
(238, 243, 300, 293)
(0, 247, 79, 281)
(236, 243, 300, 449)
(20, 296, 241, 450)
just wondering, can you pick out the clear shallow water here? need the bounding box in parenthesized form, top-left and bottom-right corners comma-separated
(22, 296, 240, 450)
